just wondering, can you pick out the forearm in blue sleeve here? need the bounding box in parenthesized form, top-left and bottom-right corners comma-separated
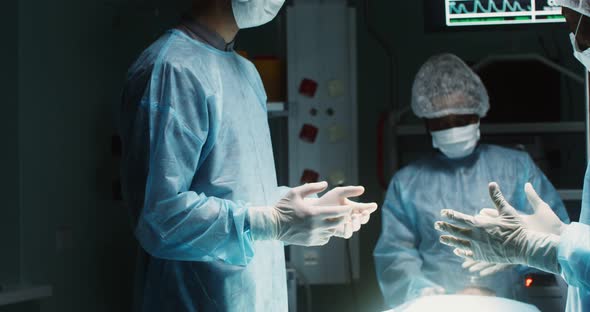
(136, 191, 254, 265)
(134, 111, 255, 265)
(558, 222, 590, 290)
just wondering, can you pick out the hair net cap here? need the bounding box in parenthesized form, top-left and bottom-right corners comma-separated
(555, 0, 590, 17)
(411, 54, 489, 119)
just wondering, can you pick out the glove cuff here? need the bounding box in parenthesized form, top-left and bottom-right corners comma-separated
(525, 232, 561, 274)
(248, 206, 278, 241)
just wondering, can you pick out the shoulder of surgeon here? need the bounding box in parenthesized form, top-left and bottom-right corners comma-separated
(163, 29, 256, 71)
(128, 30, 254, 90)
(390, 144, 531, 186)
(126, 31, 199, 92)
(478, 144, 535, 165)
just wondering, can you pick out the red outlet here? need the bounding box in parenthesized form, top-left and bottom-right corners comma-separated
(300, 170, 320, 184)
(299, 124, 319, 143)
(298, 78, 318, 98)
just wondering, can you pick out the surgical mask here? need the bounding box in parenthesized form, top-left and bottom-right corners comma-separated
(570, 33, 590, 69)
(570, 13, 590, 69)
(431, 123, 480, 159)
(232, 0, 285, 29)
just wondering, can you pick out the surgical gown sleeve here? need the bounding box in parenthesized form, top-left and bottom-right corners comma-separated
(514, 154, 570, 276)
(558, 222, 590, 290)
(374, 178, 444, 307)
(129, 61, 255, 265)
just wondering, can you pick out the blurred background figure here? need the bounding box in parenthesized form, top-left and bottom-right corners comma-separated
(434, 2, 590, 311)
(373, 54, 570, 309)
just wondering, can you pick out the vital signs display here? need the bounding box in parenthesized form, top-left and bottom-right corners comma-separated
(445, 0, 565, 27)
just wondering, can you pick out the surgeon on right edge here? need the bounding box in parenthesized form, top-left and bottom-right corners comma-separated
(435, 2, 590, 311)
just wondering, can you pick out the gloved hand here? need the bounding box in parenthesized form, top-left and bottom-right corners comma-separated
(461, 184, 564, 276)
(434, 182, 561, 274)
(456, 287, 495, 297)
(418, 286, 446, 297)
(248, 182, 354, 246)
(477, 183, 566, 236)
(307, 186, 378, 239)
(462, 259, 514, 277)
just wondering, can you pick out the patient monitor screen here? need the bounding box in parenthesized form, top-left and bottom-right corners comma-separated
(445, 0, 565, 26)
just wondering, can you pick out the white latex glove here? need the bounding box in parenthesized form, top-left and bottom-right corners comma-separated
(462, 259, 514, 277)
(307, 186, 378, 239)
(477, 183, 566, 235)
(248, 182, 353, 246)
(419, 286, 446, 297)
(434, 182, 561, 274)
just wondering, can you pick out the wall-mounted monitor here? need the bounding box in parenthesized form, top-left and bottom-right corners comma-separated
(426, 1, 566, 31)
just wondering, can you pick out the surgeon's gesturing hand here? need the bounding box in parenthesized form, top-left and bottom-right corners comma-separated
(308, 186, 378, 239)
(462, 259, 514, 277)
(434, 182, 562, 274)
(418, 286, 446, 298)
(477, 183, 566, 236)
(248, 182, 355, 246)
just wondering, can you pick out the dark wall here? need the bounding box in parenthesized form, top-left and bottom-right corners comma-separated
(0, 0, 21, 287)
(13, 1, 188, 311)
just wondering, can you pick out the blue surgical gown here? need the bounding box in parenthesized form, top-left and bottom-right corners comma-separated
(373, 144, 570, 308)
(560, 164, 590, 311)
(119, 29, 288, 311)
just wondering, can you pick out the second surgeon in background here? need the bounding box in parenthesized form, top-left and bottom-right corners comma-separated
(373, 54, 570, 308)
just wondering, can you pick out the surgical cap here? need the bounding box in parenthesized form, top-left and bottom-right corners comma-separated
(555, 0, 590, 17)
(411, 54, 489, 119)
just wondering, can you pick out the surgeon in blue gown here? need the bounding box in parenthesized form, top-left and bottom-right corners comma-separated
(435, 3, 590, 311)
(118, 0, 377, 311)
(373, 54, 570, 309)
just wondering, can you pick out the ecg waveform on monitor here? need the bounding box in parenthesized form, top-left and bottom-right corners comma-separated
(445, 0, 565, 27)
(449, 0, 531, 14)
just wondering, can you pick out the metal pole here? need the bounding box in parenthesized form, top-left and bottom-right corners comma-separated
(471, 54, 585, 85)
(586, 71, 590, 163)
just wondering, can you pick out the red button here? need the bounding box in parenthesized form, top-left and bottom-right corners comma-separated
(299, 124, 319, 143)
(300, 170, 320, 184)
(299, 78, 318, 98)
